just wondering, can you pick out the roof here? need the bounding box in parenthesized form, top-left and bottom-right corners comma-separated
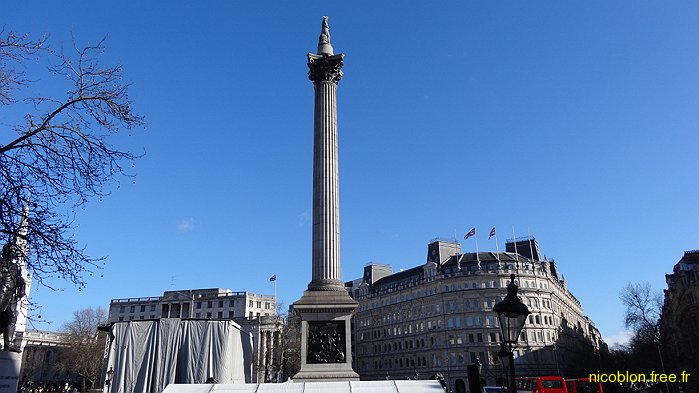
(161, 381, 445, 393)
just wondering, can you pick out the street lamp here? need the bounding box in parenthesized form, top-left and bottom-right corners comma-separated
(493, 274, 530, 393)
(104, 367, 114, 392)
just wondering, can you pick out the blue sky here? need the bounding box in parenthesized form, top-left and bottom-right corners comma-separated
(5, 2, 698, 345)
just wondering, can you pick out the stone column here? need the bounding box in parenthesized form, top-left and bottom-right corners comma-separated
(308, 25, 344, 292)
(292, 16, 359, 382)
(260, 330, 267, 378)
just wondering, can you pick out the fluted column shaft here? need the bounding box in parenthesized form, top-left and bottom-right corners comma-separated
(308, 53, 344, 291)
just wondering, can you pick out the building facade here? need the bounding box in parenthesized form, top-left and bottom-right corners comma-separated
(107, 288, 280, 383)
(19, 330, 76, 391)
(660, 250, 699, 391)
(107, 288, 275, 323)
(346, 237, 603, 392)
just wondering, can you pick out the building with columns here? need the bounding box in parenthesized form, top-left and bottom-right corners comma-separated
(346, 237, 604, 392)
(18, 330, 76, 390)
(106, 288, 280, 383)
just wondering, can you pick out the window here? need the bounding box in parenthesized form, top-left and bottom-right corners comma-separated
(249, 311, 253, 319)
(217, 311, 223, 318)
(195, 312, 201, 318)
(196, 301, 202, 309)
(265, 302, 270, 309)
(150, 304, 156, 311)
(207, 301, 213, 308)
(219, 300, 224, 308)
(140, 305, 146, 312)
(120, 305, 125, 313)
(477, 333, 483, 343)
(129, 305, 135, 313)
(249, 300, 254, 307)
(490, 333, 497, 342)
(118, 316, 124, 322)
(228, 311, 235, 318)
(139, 316, 144, 320)
(229, 300, 234, 307)
(257, 301, 262, 308)
(206, 312, 212, 318)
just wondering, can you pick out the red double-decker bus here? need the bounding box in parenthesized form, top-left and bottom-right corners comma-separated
(565, 378, 603, 393)
(516, 376, 568, 393)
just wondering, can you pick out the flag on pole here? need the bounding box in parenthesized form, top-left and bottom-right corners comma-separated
(269, 275, 277, 282)
(489, 227, 496, 240)
(464, 228, 476, 240)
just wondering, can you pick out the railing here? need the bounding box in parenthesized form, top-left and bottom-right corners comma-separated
(505, 235, 535, 243)
(111, 297, 161, 303)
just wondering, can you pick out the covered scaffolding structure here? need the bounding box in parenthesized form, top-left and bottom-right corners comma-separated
(104, 319, 253, 393)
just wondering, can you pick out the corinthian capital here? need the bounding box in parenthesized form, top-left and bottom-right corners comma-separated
(307, 53, 344, 85)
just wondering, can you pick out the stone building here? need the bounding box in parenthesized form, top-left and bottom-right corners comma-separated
(106, 288, 281, 383)
(107, 288, 275, 322)
(346, 237, 603, 391)
(660, 250, 699, 390)
(19, 330, 76, 390)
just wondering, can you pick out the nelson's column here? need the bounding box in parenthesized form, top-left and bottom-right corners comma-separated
(292, 17, 360, 381)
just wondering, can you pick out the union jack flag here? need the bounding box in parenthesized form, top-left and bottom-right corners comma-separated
(464, 228, 476, 240)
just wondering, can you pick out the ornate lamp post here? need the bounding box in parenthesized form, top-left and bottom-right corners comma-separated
(493, 274, 530, 393)
(104, 367, 114, 392)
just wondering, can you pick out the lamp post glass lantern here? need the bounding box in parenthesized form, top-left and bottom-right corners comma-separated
(493, 274, 530, 393)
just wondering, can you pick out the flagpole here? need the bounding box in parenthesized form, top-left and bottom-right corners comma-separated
(493, 228, 501, 268)
(454, 230, 461, 271)
(512, 226, 519, 274)
(475, 229, 480, 270)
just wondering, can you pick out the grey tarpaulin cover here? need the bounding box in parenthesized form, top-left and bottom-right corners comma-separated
(106, 319, 253, 393)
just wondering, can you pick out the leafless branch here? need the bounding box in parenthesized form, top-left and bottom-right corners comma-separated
(1, 31, 143, 289)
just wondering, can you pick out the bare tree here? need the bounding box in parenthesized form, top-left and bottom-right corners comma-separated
(619, 282, 668, 383)
(57, 306, 108, 392)
(620, 282, 662, 341)
(0, 30, 144, 289)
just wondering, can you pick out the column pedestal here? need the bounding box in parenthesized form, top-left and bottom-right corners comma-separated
(292, 291, 359, 381)
(0, 351, 21, 393)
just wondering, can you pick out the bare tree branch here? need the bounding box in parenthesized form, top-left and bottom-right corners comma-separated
(0, 31, 144, 289)
(57, 307, 108, 392)
(620, 282, 662, 341)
